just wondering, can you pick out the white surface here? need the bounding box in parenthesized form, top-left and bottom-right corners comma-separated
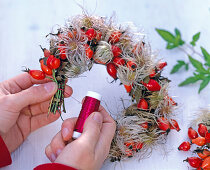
(86, 91, 102, 101)
(0, 0, 210, 170)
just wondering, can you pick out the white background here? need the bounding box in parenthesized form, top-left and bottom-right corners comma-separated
(0, 0, 210, 170)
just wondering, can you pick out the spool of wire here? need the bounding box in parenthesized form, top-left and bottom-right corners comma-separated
(72, 91, 102, 139)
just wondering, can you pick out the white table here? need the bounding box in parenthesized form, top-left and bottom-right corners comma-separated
(0, 0, 210, 169)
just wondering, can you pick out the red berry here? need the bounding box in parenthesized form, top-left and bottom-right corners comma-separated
(205, 132, 210, 143)
(192, 137, 206, 146)
(196, 149, 210, 159)
(107, 63, 117, 79)
(157, 117, 170, 133)
(28, 70, 45, 80)
(198, 123, 208, 137)
(109, 31, 122, 44)
(40, 45, 51, 58)
(124, 141, 134, 148)
(127, 61, 137, 71)
(178, 141, 191, 151)
(85, 28, 96, 41)
(157, 62, 167, 71)
(124, 84, 132, 93)
(40, 59, 52, 75)
(188, 127, 198, 140)
(201, 156, 210, 169)
(149, 69, 156, 78)
(85, 44, 94, 59)
(133, 142, 143, 151)
(184, 157, 203, 168)
(113, 57, 125, 67)
(112, 45, 122, 57)
(47, 55, 55, 69)
(58, 48, 67, 60)
(141, 79, 161, 91)
(51, 58, 61, 69)
(140, 122, 149, 129)
(170, 119, 180, 131)
(137, 99, 148, 110)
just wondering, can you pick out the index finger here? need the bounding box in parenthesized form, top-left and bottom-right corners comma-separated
(3, 73, 51, 94)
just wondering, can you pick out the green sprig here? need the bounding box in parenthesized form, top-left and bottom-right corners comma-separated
(156, 28, 210, 93)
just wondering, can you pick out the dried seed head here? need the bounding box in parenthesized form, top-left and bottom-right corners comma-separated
(93, 41, 113, 64)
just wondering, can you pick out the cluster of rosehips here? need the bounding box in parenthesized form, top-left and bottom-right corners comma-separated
(25, 44, 67, 80)
(123, 117, 180, 157)
(178, 124, 210, 169)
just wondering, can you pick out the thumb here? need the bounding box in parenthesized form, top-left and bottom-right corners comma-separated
(9, 82, 58, 110)
(80, 112, 103, 150)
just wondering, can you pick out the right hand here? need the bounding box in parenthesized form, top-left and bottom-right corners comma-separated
(45, 105, 116, 170)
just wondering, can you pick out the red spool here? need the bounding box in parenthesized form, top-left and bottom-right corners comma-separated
(73, 91, 102, 139)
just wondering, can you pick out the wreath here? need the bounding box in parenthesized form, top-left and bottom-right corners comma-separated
(25, 13, 180, 162)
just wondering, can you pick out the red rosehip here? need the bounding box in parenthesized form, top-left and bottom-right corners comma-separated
(107, 63, 117, 80)
(112, 45, 122, 57)
(178, 141, 191, 151)
(198, 123, 208, 137)
(188, 127, 198, 140)
(137, 99, 148, 110)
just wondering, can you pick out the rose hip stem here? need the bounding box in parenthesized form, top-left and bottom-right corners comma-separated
(48, 69, 66, 117)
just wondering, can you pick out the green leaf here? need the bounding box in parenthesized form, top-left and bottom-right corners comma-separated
(175, 28, 181, 37)
(179, 76, 200, 86)
(188, 55, 208, 74)
(170, 60, 186, 74)
(190, 32, 200, 46)
(174, 28, 185, 46)
(194, 73, 206, 80)
(201, 47, 210, 67)
(179, 39, 185, 46)
(198, 77, 210, 93)
(185, 63, 189, 70)
(156, 28, 176, 43)
(190, 41, 195, 46)
(193, 32, 200, 41)
(166, 43, 178, 49)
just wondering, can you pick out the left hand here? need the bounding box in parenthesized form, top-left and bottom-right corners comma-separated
(0, 73, 73, 152)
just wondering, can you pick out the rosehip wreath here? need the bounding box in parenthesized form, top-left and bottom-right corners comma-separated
(25, 14, 180, 161)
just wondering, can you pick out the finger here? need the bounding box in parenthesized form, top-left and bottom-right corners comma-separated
(79, 112, 103, 151)
(50, 132, 66, 157)
(98, 105, 114, 123)
(31, 112, 60, 132)
(21, 85, 73, 116)
(63, 85, 73, 98)
(45, 144, 56, 162)
(8, 82, 58, 111)
(61, 117, 77, 141)
(95, 107, 116, 158)
(3, 73, 51, 94)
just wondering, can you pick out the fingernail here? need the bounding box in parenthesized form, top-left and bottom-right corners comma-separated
(92, 112, 102, 124)
(62, 128, 69, 139)
(56, 149, 62, 156)
(50, 153, 56, 162)
(44, 82, 57, 93)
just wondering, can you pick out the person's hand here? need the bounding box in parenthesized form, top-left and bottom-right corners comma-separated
(0, 73, 73, 152)
(45, 106, 116, 170)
